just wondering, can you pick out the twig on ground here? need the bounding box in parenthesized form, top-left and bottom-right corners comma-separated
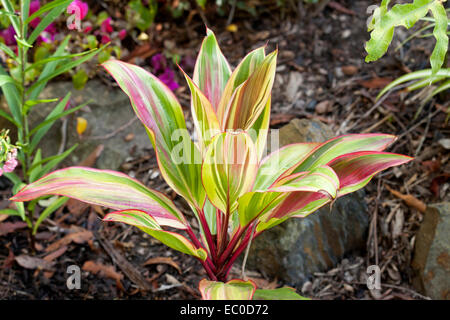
(94, 230, 153, 291)
(398, 108, 441, 140)
(347, 89, 394, 132)
(352, 282, 431, 300)
(362, 114, 393, 133)
(414, 111, 432, 157)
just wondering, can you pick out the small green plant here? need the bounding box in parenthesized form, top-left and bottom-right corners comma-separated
(12, 28, 412, 300)
(365, 0, 449, 118)
(0, 0, 104, 245)
(126, 0, 157, 32)
(0, 129, 21, 176)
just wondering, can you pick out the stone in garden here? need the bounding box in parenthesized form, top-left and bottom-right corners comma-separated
(28, 80, 150, 170)
(285, 72, 304, 103)
(246, 118, 369, 286)
(412, 202, 450, 300)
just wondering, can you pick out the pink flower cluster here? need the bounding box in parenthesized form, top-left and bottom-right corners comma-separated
(80, 10, 126, 45)
(0, 1, 92, 48)
(0, 1, 129, 55)
(96, 17, 126, 44)
(67, 0, 89, 31)
(0, 148, 18, 176)
(67, 0, 89, 21)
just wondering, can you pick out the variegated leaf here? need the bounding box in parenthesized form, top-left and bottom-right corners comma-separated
(257, 191, 330, 232)
(199, 279, 256, 300)
(143, 229, 208, 261)
(193, 28, 231, 111)
(203, 198, 218, 235)
(103, 209, 164, 230)
(221, 51, 277, 131)
(238, 166, 339, 227)
(282, 133, 397, 179)
(237, 191, 282, 227)
(249, 96, 271, 162)
(271, 166, 339, 198)
(11, 167, 187, 229)
(103, 209, 207, 260)
(102, 60, 205, 208)
(258, 149, 412, 232)
(254, 142, 319, 190)
(217, 46, 266, 123)
(328, 151, 413, 196)
(180, 68, 221, 153)
(202, 132, 258, 214)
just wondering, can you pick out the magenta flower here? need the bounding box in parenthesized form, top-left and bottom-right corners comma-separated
(151, 53, 166, 72)
(37, 33, 53, 44)
(67, 0, 89, 20)
(101, 17, 114, 34)
(150, 54, 179, 91)
(118, 29, 127, 41)
(158, 68, 179, 91)
(36, 23, 57, 44)
(29, 0, 41, 28)
(0, 26, 16, 46)
(0, 167, 3, 176)
(101, 34, 111, 44)
(30, 1, 40, 13)
(45, 23, 57, 35)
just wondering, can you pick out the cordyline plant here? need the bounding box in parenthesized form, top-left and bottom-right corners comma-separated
(11, 28, 412, 300)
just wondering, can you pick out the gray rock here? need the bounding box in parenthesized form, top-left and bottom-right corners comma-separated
(285, 72, 304, 103)
(412, 202, 450, 300)
(247, 119, 369, 286)
(28, 80, 150, 170)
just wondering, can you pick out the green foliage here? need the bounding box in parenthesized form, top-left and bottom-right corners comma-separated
(72, 68, 88, 90)
(366, 0, 449, 77)
(366, 1, 449, 119)
(126, 0, 157, 32)
(0, 129, 20, 162)
(0, 0, 103, 237)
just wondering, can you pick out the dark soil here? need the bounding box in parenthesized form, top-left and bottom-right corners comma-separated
(1, 0, 449, 300)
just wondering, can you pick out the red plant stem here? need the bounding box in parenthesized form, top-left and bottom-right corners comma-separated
(185, 227, 217, 279)
(225, 227, 265, 279)
(215, 208, 222, 251)
(217, 208, 231, 257)
(216, 211, 225, 255)
(217, 225, 246, 265)
(203, 260, 218, 281)
(197, 209, 217, 263)
(218, 199, 275, 265)
(217, 226, 253, 280)
(218, 214, 262, 266)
